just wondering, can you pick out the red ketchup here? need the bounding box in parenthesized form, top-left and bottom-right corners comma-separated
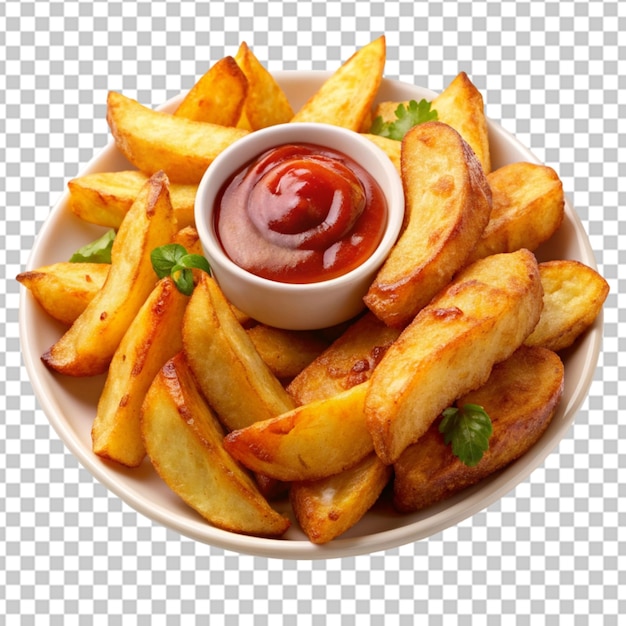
(214, 143, 388, 284)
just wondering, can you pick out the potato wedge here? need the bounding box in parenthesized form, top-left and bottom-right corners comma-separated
(106, 91, 248, 184)
(286, 311, 401, 405)
(290, 36, 386, 131)
(17, 262, 109, 326)
(365, 249, 544, 465)
(362, 133, 402, 173)
(431, 72, 491, 174)
(525, 260, 609, 351)
(174, 56, 248, 126)
(171, 225, 204, 256)
(223, 382, 373, 482)
(91, 277, 189, 467)
(234, 42, 294, 130)
(67, 170, 197, 230)
(364, 121, 492, 328)
(290, 453, 392, 544)
(182, 272, 295, 432)
(141, 352, 290, 537)
(465, 162, 565, 264)
(393, 346, 564, 512)
(42, 171, 176, 376)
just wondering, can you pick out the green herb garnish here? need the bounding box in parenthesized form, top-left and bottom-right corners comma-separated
(150, 243, 211, 296)
(370, 99, 438, 141)
(69, 229, 116, 263)
(439, 403, 493, 467)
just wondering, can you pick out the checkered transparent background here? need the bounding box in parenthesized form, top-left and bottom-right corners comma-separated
(2, 0, 625, 623)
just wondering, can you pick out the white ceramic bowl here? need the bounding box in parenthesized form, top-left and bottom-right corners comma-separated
(194, 122, 404, 330)
(19, 72, 603, 559)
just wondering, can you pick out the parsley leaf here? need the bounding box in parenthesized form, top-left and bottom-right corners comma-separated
(439, 403, 493, 467)
(370, 99, 438, 141)
(150, 243, 211, 296)
(69, 229, 116, 264)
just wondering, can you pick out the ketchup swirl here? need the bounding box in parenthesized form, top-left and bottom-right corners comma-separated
(214, 143, 387, 284)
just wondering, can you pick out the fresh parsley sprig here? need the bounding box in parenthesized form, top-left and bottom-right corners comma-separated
(150, 243, 211, 296)
(370, 99, 438, 141)
(69, 229, 116, 264)
(439, 403, 493, 467)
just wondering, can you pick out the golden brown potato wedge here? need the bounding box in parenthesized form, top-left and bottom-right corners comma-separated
(67, 170, 197, 230)
(182, 272, 295, 432)
(365, 249, 544, 465)
(42, 172, 177, 376)
(223, 381, 373, 482)
(431, 72, 491, 174)
(141, 352, 290, 537)
(234, 42, 294, 130)
(286, 311, 401, 405)
(17, 262, 109, 326)
(246, 324, 330, 381)
(361, 134, 402, 173)
(393, 346, 564, 512)
(91, 277, 189, 467)
(290, 453, 392, 544)
(525, 260, 609, 351)
(106, 91, 248, 184)
(174, 56, 248, 126)
(364, 121, 492, 328)
(465, 162, 565, 265)
(290, 36, 386, 131)
(171, 225, 204, 256)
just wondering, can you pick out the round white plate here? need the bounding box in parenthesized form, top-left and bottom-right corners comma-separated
(19, 72, 602, 559)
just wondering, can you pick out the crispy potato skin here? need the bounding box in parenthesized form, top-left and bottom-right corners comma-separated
(393, 346, 564, 512)
(364, 121, 492, 328)
(365, 249, 544, 465)
(141, 353, 290, 537)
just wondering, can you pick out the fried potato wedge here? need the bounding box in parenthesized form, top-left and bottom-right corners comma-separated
(141, 352, 290, 537)
(106, 91, 248, 184)
(234, 42, 294, 130)
(290, 453, 392, 544)
(465, 162, 565, 265)
(286, 312, 401, 405)
(67, 170, 197, 230)
(361, 133, 402, 173)
(525, 260, 609, 351)
(171, 225, 204, 256)
(182, 273, 295, 432)
(174, 56, 248, 126)
(17, 262, 109, 326)
(42, 172, 176, 376)
(364, 121, 492, 328)
(91, 277, 189, 467)
(223, 382, 373, 482)
(393, 346, 564, 512)
(246, 324, 330, 381)
(365, 249, 544, 465)
(431, 72, 491, 174)
(290, 36, 386, 131)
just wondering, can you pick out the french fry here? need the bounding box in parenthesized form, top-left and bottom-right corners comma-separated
(42, 171, 177, 376)
(364, 121, 492, 328)
(234, 42, 294, 130)
(223, 382, 373, 482)
(182, 272, 295, 432)
(290, 453, 392, 544)
(290, 36, 386, 131)
(174, 56, 248, 126)
(365, 249, 544, 465)
(91, 277, 189, 467)
(524, 260, 609, 351)
(393, 346, 564, 512)
(106, 91, 248, 184)
(17, 262, 109, 326)
(141, 352, 290, 537)
(465, 162, 565, 265)
(67, 170, 197, 230)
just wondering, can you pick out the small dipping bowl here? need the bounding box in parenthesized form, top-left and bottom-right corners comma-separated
(194, 122, 404, 330)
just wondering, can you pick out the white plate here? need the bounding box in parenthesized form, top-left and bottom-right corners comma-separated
(19, 72, 603, 559)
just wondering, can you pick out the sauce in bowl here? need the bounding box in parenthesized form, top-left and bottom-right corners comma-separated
(214, 143, 388, 283)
